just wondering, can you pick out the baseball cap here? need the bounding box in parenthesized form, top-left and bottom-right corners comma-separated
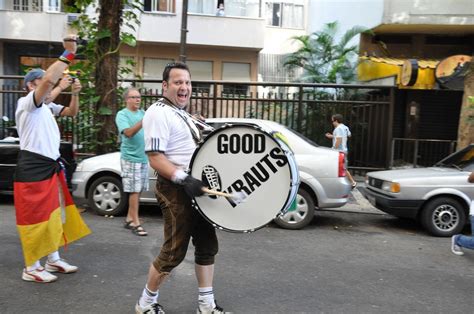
(24, 68, 45, 88)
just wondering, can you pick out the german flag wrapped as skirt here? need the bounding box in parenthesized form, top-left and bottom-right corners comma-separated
(14, 150, 91, 266)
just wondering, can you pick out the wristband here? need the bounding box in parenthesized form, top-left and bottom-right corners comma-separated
(71, 93, 79, 96)
(61, 50, 75, 62)
(171, 169, 188, 184)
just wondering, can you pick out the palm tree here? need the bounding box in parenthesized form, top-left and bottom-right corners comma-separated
(284, 21, 368, 84)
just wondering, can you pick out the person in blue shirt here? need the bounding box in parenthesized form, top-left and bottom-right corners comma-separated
(115, 88, 149, 236)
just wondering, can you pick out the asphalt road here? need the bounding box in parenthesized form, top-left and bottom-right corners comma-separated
(0, 193, 472, 313)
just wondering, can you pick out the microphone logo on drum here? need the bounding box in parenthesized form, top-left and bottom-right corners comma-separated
(201, 165, 222, 199)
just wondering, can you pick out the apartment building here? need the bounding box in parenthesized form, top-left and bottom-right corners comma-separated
(0, 0, 308, 87)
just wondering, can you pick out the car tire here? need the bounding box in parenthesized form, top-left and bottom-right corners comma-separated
(420, 197, 466, 237)
(274, 189, 315, 230)
(87, 175, 128, 216)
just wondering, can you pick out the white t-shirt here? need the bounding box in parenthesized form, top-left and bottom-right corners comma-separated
(332, 123, 351, 154)
(15, 91, 64, 160)
(143, 101, 197, 169)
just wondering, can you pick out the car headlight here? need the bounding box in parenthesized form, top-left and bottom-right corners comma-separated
(381, 181, 400, 193)
(75, 161, 84, 172)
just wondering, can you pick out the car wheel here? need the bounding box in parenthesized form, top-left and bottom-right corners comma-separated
(420, 197, 466, 237)
(274, 189, 315, 230)
(87, 175, 128, 216)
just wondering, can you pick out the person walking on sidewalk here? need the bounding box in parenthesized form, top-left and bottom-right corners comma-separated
(325, 113, 357, 189)
(135, 62, 228, 314)
(451, 171, 474, 255)
(115, 88, 149, 236)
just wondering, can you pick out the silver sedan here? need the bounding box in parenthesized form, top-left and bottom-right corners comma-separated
(361, 144, 474, 237)
(72, 118, 351, 230)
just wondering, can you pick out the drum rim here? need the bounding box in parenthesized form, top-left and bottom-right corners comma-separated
(189, 123, 300, 233)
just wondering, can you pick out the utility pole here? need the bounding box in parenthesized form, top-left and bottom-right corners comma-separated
(179, 0, 188, 63)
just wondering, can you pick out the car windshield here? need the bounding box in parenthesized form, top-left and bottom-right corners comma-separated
(206, 120, 320, 148)
(435, 145, 474, 171)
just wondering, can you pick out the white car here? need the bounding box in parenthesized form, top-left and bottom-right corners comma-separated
(72, 118, 351, 229)
(361, 144, 474, 237)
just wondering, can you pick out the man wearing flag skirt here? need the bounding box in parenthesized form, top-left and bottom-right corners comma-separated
(14, 36, 91, 283)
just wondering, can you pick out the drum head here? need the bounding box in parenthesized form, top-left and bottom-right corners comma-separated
(190, 124, 297, 232)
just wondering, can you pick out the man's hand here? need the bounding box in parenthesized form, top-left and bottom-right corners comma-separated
(63, 35, 78, 54)
(58, 75, 72, 91)
(71, 78, 82, 94)
(182, 176, 205, 198)
(468, 172, 474, 183)
(325, 132, 333, 139)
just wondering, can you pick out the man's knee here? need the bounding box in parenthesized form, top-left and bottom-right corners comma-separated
(153, 251, 187, 273)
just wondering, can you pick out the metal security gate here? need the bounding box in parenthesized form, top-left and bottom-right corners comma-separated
(1, 75, 395, 172)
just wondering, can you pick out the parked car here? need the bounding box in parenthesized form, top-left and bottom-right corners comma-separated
(71, 118, 351, 229)
(360, 144, 474, 237)
(0, 128, 77, 193)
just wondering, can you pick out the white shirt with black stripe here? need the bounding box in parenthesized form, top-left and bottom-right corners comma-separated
(15, 91, 64, 160)
(143, 101, 196, 169)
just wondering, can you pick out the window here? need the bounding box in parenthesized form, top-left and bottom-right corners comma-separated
(187, 60, 213, 94)
(265, 1, 304, 29)
(47, 0, 60, 12)
(188, 0, 260, 18)
(143, 58, 174, 93)
(13, 0, 42, 11)
(222, 62, 250, 96)
(188, 0, 216, 15)
(143, 0, 175, 13)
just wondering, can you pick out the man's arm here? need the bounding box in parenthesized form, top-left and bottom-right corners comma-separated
(61, 78, 81, 117)
(123, 120, 143, 138)
(35, 37, 77, 105)
(333, 137, 342, 149)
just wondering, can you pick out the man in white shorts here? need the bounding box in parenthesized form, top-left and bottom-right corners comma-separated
(115, 88, 149, 236)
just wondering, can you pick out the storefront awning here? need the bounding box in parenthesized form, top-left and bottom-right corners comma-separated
(358, 56, 439, 90)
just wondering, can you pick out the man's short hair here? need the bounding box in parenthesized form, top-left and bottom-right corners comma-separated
(332, 114, 343, 123)
(24, 68, 45, 88)
(162, 62, 190, 82)
(123, 87, 140, 99)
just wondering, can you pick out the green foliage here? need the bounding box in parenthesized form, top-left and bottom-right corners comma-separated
(63, 0, 141, 153)
(284, 21, 370, 84)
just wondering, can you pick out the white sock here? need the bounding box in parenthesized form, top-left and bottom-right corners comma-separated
(47, 251, 60, 263)
(26, 260, 41, 272)
(139, 285, 159, 308)
(198, 287, 215, 308)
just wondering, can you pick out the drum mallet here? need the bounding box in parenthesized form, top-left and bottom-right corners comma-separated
(202, 187, 246, 204)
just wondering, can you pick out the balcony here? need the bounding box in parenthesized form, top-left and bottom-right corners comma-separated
(137, 13, 264, 49)
(0, 10, 66, 42)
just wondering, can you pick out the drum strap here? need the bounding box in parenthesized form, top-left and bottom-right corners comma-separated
(159, 97, 202, 144)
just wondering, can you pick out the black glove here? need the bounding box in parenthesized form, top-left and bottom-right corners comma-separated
(182, 175, 205, 198)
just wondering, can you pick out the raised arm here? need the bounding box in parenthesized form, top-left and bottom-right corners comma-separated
(34, 36, 77, 105)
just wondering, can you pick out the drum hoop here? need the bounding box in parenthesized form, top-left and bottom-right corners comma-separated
(189, 123, 300, 233)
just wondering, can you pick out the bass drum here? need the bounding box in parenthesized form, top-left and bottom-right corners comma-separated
(189, 123, 299, 232)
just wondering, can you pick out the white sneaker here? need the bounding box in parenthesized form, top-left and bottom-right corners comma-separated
(45, 259, 78, 273)
(22, 267, 58, 283)
(451, 235, 464, 256)
(197, 301, 228, 314)
(135, 302, 165, 314)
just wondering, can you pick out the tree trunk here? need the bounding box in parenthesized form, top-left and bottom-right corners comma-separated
(95, 0, 123, 153)
(457, 57, 474, 149)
